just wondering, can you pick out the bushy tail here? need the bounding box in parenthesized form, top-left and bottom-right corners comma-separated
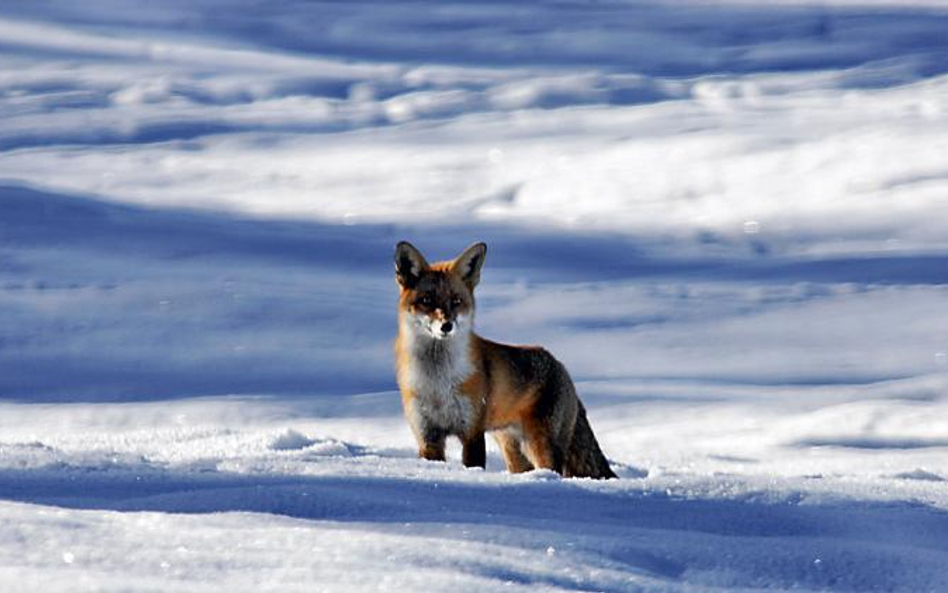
(564, 401, 617, 479)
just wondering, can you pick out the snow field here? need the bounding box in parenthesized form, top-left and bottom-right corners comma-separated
(3, 0, 948, 590)
(2, 387, 948, 591)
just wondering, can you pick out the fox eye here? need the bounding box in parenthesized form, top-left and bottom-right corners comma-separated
(450, 296, 463, 307)
(419, 295, 433, 307)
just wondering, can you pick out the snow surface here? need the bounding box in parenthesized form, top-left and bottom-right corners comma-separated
(2, 1, 948, 591)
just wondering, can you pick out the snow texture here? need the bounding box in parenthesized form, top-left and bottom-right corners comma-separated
(2, 1, 948, 591)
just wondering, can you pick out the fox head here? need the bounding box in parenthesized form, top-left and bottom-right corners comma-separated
(395, 241, 487, 341)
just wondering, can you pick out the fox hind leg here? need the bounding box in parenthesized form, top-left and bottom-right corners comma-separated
(521, 419, 567, 474)
(519, 362, 577, 475)
(493, 430, 534, 473)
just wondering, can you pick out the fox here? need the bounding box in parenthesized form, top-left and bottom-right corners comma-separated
(394, 241, 617, 479)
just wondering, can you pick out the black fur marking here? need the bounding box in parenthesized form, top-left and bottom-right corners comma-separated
(395, 241, 430, 288)
(482, 350, 493, 394)
(422, 425, 447, 446)
(396, 253, 419, 287)
(550, 441, 567, 474)
(463, 254, 481, 280)
(565, 402, 618, 479)
(533, 363, 563, 422)
(462, 433, 486, 468)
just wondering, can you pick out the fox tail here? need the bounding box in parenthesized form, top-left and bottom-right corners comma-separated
(564, 401, 617, 479)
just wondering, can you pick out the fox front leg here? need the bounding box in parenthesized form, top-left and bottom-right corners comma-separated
(461, 432, 486, 468)
(417, 426, 447, 462)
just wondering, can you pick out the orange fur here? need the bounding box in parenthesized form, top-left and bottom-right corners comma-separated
(394, 241, 616, 479)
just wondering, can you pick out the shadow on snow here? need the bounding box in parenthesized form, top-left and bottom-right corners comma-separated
(1, 461, 948, 590)
(2, 183, 948, 402)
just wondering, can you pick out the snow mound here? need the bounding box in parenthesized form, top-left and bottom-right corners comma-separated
(268, 430, 315, 451)
(893, 469, 945, 482)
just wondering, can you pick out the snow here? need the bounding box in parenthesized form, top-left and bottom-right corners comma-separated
(2, 1, 948, 591)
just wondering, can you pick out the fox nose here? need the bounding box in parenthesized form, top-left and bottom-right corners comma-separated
(440, 321, 454, 334)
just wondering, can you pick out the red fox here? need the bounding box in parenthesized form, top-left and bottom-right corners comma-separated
(394, 241, 616, 479)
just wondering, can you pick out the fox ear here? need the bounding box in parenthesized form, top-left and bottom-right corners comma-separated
(395, 241, 429, 288)
(451, 242, 487, 289)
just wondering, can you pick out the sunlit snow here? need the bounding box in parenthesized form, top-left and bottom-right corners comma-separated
(2, 1, 948, 591)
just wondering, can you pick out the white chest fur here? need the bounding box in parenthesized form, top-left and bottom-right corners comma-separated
(399, 314, 476, 435)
